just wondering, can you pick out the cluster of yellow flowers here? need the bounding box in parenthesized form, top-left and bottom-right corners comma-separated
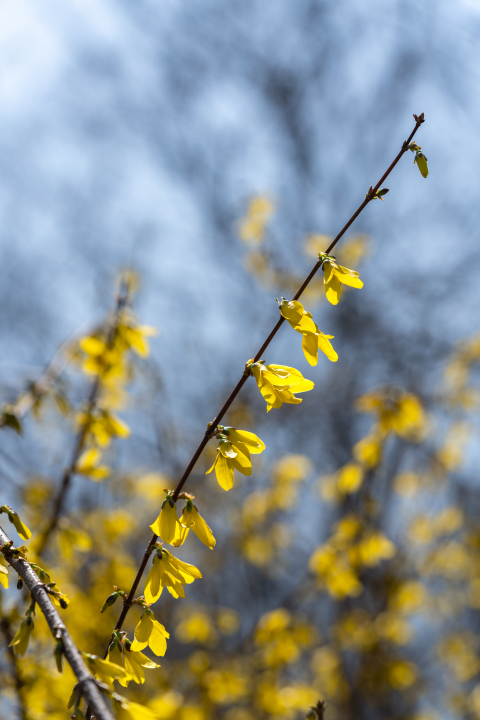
(74, 309, 156, 482)
(99, 236, 367, 718)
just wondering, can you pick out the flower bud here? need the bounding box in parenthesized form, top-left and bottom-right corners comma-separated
(101, 592, 120, 613)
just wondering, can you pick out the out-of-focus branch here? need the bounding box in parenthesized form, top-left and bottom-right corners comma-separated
(0, 526, 114, 720)
(306, 700, 326, 719)
(0, 336, 76, 434)
(35, 281, 131, 558)
(0, 613, 30, 720)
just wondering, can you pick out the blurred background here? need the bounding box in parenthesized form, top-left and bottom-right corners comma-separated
(1, 1, 480, 719)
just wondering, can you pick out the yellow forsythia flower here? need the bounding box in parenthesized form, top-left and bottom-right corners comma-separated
(109, 641, 160, 687)
(11, 514, 32, 541)
(9, 617, 34, 656)
(353, 433, 382, 468)
(131, 608, 169, 656)
(78, 408, 130, 447)
(249, 361, 314, 412)
(206, 426, 265, 491)
(278, 298, 338, 365)
(112, 693, 159, 720)
(84, 653, 129, 683)
(357, 531, 396, 567)
(1, 506, 32, 540)
(173, 500, 216, 549)
(336, 463, 364, 495)
(238, 195, 274, 244)
(319, 253, 363, 305)
(144, 547, 202, 603)
(150, 492, 179, 544)
(75, 448, 111, 480)
(356, 388, 426, 440)
(117, 322, 157, 358)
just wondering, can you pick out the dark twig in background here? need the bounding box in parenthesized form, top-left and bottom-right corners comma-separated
(35, 281, 131, 558)
(0, 613, 30, 720)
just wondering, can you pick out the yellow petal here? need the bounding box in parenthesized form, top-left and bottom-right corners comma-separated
(219, 439, 237, 458)
(206, 453, 219, 475)
(302, 333, 319, 366)
(168, 554, 203, 580)
(123, 652, 145, 685)
(11, 515, 32, 541)
(325, 274, 342, 304)
(295, 314, 318, 335)
(88, 654, 129, 682)
(279, 300, 304, 326)
(9, 618, 34, 656)
(156, 500, 178, 544)
(171, 520, 189, 547)
(0, 566, 8, 588)
(225, 428, 265, 454)
(133, 614, 152, 646)
(323, 261, 335, 283)
(149, 620, 169, 656)
(263, 365, 301, 386)
(215, 453, 235, 491)
(317, 334, 338, 362)
(106, 412, 131, 438)
(230, 446, 252, 477)
(337, 463, 364, 495)
(80, 336, 106, 357)
(113, 696, 159, 720)
(144, 556, 163, 603)
(191, 507, 216, 549)
(258, 379, 279, 407)
(76, 448, 101, 471)
(335, 266, 363, 289)
(119, 325, 150, 357)
(287, 379, 314, 394)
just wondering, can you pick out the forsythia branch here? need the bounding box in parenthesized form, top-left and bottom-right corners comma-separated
(0, 525, 114, 720)
(90, 113, 425, 676)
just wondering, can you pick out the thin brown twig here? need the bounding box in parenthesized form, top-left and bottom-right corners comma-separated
(0, 321, 93, 431)
(0, 526, 114, 720)
(85, 114, 424, 718)
(35, 282, 131, 558)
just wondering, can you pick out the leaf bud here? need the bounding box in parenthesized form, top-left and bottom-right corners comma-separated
(59, 598, 68, 610)
(17, 577, 24, 590)
(101, 592, 120, 613)
(54, 636, 64, 673)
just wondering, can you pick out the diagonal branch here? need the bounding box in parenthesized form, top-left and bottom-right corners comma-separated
(0, 526, 114, 720)
(86, 114, 425, 716)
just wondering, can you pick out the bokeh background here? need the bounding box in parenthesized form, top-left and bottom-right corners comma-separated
(2, 2, 480, 719)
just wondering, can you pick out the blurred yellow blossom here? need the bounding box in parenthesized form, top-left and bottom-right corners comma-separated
(238, 195, 275, 244)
